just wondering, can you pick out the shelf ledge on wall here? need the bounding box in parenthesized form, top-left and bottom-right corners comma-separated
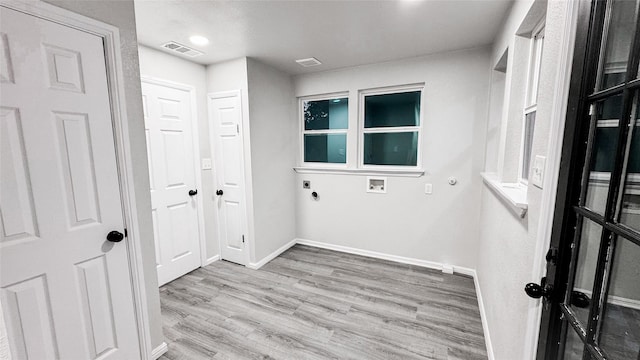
(293, 167, 424, 177)
(481, 172, 528, 218)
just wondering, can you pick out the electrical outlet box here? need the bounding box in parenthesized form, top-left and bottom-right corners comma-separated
(302, 180, 311, 189)
(532, 155, 546, 189)
(201, 158, 212, 170)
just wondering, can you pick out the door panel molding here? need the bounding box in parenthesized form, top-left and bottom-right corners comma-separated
(0, 1, 154, 357)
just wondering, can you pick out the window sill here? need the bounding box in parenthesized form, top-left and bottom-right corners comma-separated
(293, 167, 425, 177)
(481, 172, 528, 218)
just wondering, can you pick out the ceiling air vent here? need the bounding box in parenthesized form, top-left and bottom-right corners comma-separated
(295, 57, 322, 67)
(161, 41, 204, 58)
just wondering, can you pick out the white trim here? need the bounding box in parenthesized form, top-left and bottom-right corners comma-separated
(473, 272, 495, 360)
(295, 238, 492, 358)
(296, 239, 443, 272)
(294, 167, 424, 177)
(481, 172, 529, 218)
(0, 1, 155, 358)
(523, 1, 580, 359)
(203, 255, 220, 267)
(299, 92, 349, 167)
(208, 90, 252, 266)
(140, 76, 209, 269)
(358, 84, 424, 169)
(247, 239, 297, 270)
(151, 342, 168, 360)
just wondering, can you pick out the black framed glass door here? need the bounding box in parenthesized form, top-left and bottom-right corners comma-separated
(534, 0, 640, 359)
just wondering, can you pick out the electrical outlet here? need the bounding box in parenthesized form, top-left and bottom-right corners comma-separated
(201, 158, 212, 170)
(425, 183, 433, 194)
(303, 180, 311, 189)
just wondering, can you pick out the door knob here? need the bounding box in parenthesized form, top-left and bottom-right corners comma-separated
(525, 277, 553, 300)
(106, 230, 124, 243)
(188, 189, 198, 196)
(216, 189, 223, 196)
(570, 291, 590, 308)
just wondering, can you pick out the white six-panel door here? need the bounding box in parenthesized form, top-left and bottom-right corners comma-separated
(142, 80, 201, 286)
(0, 6, 140, 359)
(209, 92, 248, 265)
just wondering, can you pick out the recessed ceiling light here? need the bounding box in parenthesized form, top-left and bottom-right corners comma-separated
(189, 35, 209, 46)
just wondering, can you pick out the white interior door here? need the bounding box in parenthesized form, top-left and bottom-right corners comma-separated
(209, 92, 248, 265)
(0, 6, 140, 359)
(142, 80, 201, 286)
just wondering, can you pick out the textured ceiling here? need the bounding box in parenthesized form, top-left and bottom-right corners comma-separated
(134, 0, 513, 75)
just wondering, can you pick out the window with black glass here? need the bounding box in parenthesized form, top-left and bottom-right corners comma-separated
(361, 89, 421, 167)
(302, 96, 348, 164)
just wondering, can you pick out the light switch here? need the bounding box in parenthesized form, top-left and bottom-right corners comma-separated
(532, 155, 545, 189)
(425, 183, 433, 194)
(201, 158, 212, 170)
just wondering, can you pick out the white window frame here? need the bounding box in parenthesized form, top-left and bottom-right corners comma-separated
(519, 22, 545, 185)
(299, 92, 349, 168)
(358, 84, 425, 171)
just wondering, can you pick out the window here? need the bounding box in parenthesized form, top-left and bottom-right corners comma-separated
(301, 95, 348, 165)
(360, 86, 422, 168)
(520, 24, 545, 183)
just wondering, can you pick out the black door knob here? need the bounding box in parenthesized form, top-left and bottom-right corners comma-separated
(106, 230, 124, 243)
(188, 189, 198, 196)
(216, 189, 223, 196)
(525, 277, 553, 300)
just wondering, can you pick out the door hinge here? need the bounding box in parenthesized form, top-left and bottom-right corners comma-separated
(124, 228, 128, 238)
(242, 235, 245, 243)
(237, 124, 240, 134)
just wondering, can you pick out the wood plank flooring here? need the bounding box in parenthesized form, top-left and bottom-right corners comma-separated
(158, 245, 488, 360)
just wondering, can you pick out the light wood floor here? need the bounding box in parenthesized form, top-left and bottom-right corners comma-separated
(158, 245, 487, 360)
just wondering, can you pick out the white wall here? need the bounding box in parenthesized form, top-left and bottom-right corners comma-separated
(246, 59, 297, 262)
(137, 45, 220, 263)
(42, 0, 164, 350)
(294, 47, 491, 269)
(477, 1, 570, 358)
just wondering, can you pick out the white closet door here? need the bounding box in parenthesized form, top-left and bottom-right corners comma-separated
(142, 80, 201, 286)
(209, 92, 248, 265)
(0, 6, 140, 359)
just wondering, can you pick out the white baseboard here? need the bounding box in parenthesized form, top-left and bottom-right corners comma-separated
(296, 238, 445, 272)
(247, 239, 297, 270)
(472, 271, 495, 360)
(203, 255, 220, 267)
(151, 341, 168, 359)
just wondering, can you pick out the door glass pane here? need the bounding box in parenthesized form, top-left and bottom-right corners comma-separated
(569, 218, 604, 327)
(303, 134, 346, 163)
(585, 95, 623, 214)
(303, 98, 348, 130)
(596, 0, 639, 90)
(620, 94, 640, 232)
(563, 322, 587, 360)
(364, 91, 421, 128)
(363, 132, 418, 166)
(598, 237, 640, 359)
